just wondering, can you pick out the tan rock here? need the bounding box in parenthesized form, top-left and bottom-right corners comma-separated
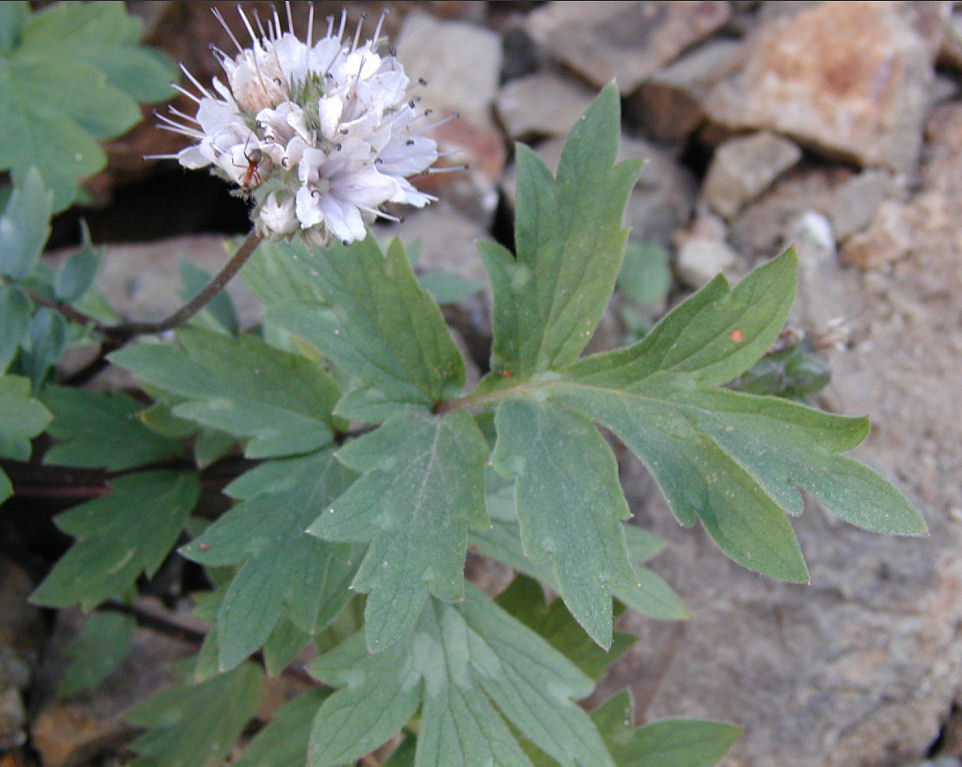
(840, 200, 913, 269)
(705, 1, 942, 171)
(702, 131, 803, 219)
(627, 38, 742, 142)
(526, 1, 730, 95)
(496, 71, 596, 140)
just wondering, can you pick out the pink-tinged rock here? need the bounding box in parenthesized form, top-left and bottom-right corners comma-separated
(705, 1, 945, 171)
(397, 11, 506, 225)
(526, 1, 731, 95)
(496, 71, 597, 141)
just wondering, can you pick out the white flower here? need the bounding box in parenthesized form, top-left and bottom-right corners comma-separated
(149, 3, 442, 244)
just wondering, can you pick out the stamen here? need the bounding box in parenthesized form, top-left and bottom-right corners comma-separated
(143, 152, 181, 160)
(179, 64, 215, 100)
(351, 12, 366, 52)
(427, 164, 468, 174)
(336, 9, 346, 41)
(371, 9, 388, 49)
(237, 5, 258, 45)
(170, 83, 203, 104)
(212, 7, 243, 53)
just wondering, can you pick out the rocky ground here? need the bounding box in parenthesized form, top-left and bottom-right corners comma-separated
(4, 2, 962, 766)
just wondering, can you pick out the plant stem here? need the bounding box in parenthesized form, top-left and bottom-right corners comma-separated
(104, 229, 263, 340)
(26, 229, 263, 343)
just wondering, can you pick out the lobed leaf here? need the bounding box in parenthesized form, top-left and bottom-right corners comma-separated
(267, 237, 465, 419)
(111, 327, 339, 458)
(308, 409, 489, 651)
(0, 284, 31, 373)
(57, 612, 135, 697)
(181, 448, 356, 671)
(0, 166, 51, 280)
(481, 83, 642, 382)
(0, 373, 51, 460)
(234, 690, 329, 767)
(490, 398, 639, 648)
(0, 2, 175, 209)
(309, 588, 612, 767)
(31, 471, 199, 609)
(126, 660, 262, 767)
(40, 386, 183, 470)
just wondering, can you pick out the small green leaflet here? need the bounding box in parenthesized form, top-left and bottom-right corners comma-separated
(181, 449, 357, 671)
(40, 386, 183, 470)
(233, 690, 329, 767)
(526, 690, 739, 767)
(0, 166, 51, 280)
(57, 611, 135, 696)
(30, 471, 199, 609)
(0, 2, 176, 209)
(495, 575, 637, 681)
(126, 660, 262, 767)
(0, 283, 31, 373)
(591, 691, 739, 767)
(53, 222, 100, 302)
(479, 83, 642, 383)
(267, 236, 466, 420)
(308, 588, 613, 767)
(0, 373, 52, 461)
(110, 326, 340, 458)
(308, 409, 488, 651)
(491, 398, 639, 649)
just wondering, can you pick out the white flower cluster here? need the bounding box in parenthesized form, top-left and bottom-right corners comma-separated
(154, 4, 441, 243)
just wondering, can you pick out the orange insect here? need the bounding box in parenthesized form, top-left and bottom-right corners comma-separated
(240, 146, 264, 191)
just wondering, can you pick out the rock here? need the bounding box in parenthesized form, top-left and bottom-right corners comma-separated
(674, 236, 740, 289)
(495, 71, 596, 141)
(828, 169, 901, 241)
(525, 1, 730, 95)
(840, 200, 913, 269)
(600, 75, 962, 767)
(704, 1, 943, 171)
(31, 605, 198, 767)
(0, 559, 45, 752)
(626, 39, 743, 142)
(502, 136, 696, 249)
(702, 131, 803, 219)
(397, 11, 505, 225)
(938, 8, 962, 69)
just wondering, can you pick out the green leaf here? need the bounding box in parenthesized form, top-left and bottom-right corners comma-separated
(0, 2, 175, 210)
(234, 690, 328, 767)
(418, 270, 485, 305)
(566, 249, 798, 389)
(241, 237, 325, 306)
(126, 660, 262, 767)
(481, 83, 642, 381)
(31, 471, 199, 609)
(181, 449, 356, 671)
(0, 468, 11, 505)
(0, 166, 52, 280)
(40, 386, 183, 470)
(53, 224, 100, 302)
(617, 242, 672, 306)
(496, 575, 636, 681)
(308, 409, 489, 651)
(591, 691, 740, 767)
(20, 307, 67, 389)
(179, 260, 239, 335)
(57, 611, 135, 696)
(0, 284, 30, 372)
(110, 327, 340, 458)
(0, 373, 51, 460)
(309, 588, 612, 767)
(0, 3, 29, 54)
(266, 236, 466, 415)
(490, 398, 639, 648)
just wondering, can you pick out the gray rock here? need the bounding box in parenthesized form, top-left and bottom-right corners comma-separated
(840, 200, 913, 270)
(675, 236, 740, 289)
(496, 70, 596, 141)
(526, 1, 730, 95)
(829, 169, 901, 241)
(702, 131, 803, 219)
(0, 558, 44, 751)
(705, 1, 942, 171)
(627, 38, 743, 142)
(397, 11, 505, 225)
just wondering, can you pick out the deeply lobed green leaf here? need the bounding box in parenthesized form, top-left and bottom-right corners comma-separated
(481, 83, 642, 382)
(181, 448, 356, 671)
(266, 237, 466, 419)
(30, 471, 199, 609)
(307, 409, 489, 651)
(308, 587, 612, 767)
(0, 373, 51, 461)
(111, 327, 340, 458)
